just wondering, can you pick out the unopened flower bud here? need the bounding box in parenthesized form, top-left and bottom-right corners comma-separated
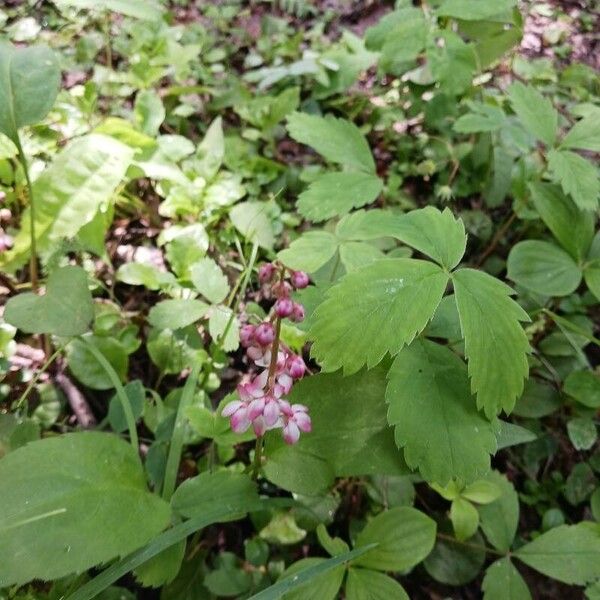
(240, 324, 256, 347)
(290, 302, 305, 323)
(272, 280, 292, 298)
(275, 297, 294, 318)
(291, 271, 309, 289)
(258, 263, 276, 284)
(255, 322, 275, 346)
(287, 355, 306, 379)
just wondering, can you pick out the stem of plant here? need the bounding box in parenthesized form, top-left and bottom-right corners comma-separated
(14, 132, 38, 290)
(252, 436, 263, 481)
(436, 532, 505, 557)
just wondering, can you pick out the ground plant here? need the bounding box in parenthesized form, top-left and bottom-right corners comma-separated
(0, 0, 599, 598)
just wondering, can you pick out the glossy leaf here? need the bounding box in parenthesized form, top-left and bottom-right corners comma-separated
(452, 268, 530, 417)
(386, 340, 498, 485)
(310, 259, 449, 374)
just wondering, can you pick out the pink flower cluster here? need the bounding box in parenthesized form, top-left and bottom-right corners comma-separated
(222, 264, 311, 445)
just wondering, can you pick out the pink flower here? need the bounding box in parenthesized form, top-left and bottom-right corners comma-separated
(291, 271, 309, 289)
(254, 322, 275, 346)
(240, 324, 256, 347)
(290, 302, 305, 323)
(287, 355, 306, 379)
(275, 297, 293, 318)
(259, 263, 276, 283)
(222, 400, 251, 433)
(281, 403, 312, 444)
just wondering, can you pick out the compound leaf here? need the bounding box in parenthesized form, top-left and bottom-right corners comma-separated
(507, 82, 557, 147)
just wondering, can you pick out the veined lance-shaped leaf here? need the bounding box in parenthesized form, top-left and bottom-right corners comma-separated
(515, 523, 600, 585)
(452, 268, 530, 418)
(4, 266, 93, 336)
(482, 558, 531, 600)
(0, 42, 60, 143)
(384, 206, 467, 269)
(0, 432, 171, 586)
(297, 171, 383, 222)
(507, 82, 557, 147)
(547, 148, 599, 211)
(561, 115, 600, 152)
(287, 112, 375, 173)
(529, 182, 594, 261)
(507, 240, 582, 297)
(309, 258, 449, 374)
(386, 339, 498, 485)
(1, 134, 134, 272)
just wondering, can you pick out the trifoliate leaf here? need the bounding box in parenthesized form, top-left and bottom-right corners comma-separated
(507, 240, 582, 297)
(507, 82, 557, 146)
(515, 523, 600, 585)
(386, 339, 497, 485)
(386, 207, 467, 270)
(452, 268, 530, 418)
(297, 171, 383, 222)
(547, 148, 599, 211)
(529, 182, 595, 261)
(482, 558, 531, 600)
(310, 259, 449, 374)
(287, 112, 375, 173)
(561, 116, 600, 152)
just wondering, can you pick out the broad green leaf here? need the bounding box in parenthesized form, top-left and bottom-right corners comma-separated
(564, 370, 600, 408)
(287, 112, 375, 173)
(561, 116, 600, 152)
(450, 498, 479, 541)
(547, 148, 599, 211)
(477, 471, 519, 552)
(1, 134, 134, 272)
(147, 327, 206, 375)
(310, 259, 449, 374)
(147, 299, 210, 330)
(116, 262, 177, 290)
(316, 524, 350, 557)
(67, 335, 128, 390)
(230, 202, 274, 249)
(108, 380, 144, 433)
(171, 471, 258, 519)
(452, 268, 530, 417)
(529, 182, 594, 261)
(134, 90, 165, 137)
(507, 82, 557, 146)
(56, 0, 164, 20)
(4, 266, 93, 336)
(461, 480, 501, 504)
(279, 558, 344, 600)
(0, 42, 60, 143)
(208, 305, 239, 351)
(482, 558, 531, 600)
(354, 507, 436, 571)
(585, 232, 600, 301)
(335, 209, 400, 241)
(515, 523, 600, 585)
(495, 421, 536, 450)
(507, 240, 582, 296)
(0, 432, 171, 586)
(133, 541, 185, 589)
(278, 231, 338, 273)
(345, 568, 408, 600)
(386, 340, 498, 485)
(264, 366, 408, 496)
(428, 31, 476, 95)
(339, 241, 384, 272)
(297, 171, 383, 222)
(386, 207, 467, 269)
(454, 104, 506, 133)
(567, 417, 597, 451)
(190, 258, 229, 304)
(196, 117, 224, 180)
(437, 0, 517, 20)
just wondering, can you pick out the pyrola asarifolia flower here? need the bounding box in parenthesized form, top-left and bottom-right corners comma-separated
(222, 262, 313, 444)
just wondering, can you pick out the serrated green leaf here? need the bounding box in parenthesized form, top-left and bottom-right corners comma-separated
(1, 134, 134, 272)
(345, 569, 408, 600)
(148, 299, 210, 330)
(454, 104, 506, 133)
(230, 202, 274, 249)
(452, 268, 530, 417)
(515, 523, 600, 585)
(354, 506, 436, 571)
(529, 182, 594, 261)
(310, 259, 449, 374)
(0, 432, 171, 586)
(507, 82, 557, 146)
(4, 266, 93, 336)
(0, 42, 60, 143)
(561, 116, 600, 152)
(264, 366, 408, 495)
(507, 240, 582, 296)
(190, 258, 229, 304)
(567, 418, 597, 451)
(278, 231, 338, 273)
(437, 0, 517, 20)
(339, 241, 384, 272)
(287, 112, 375, 173)
(386, 339, 497, 485)
(297, 171, 382, 222)
(386, 207, 467, 269)
(482, 558, 531, 600)
(547, 148, 599, 211)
